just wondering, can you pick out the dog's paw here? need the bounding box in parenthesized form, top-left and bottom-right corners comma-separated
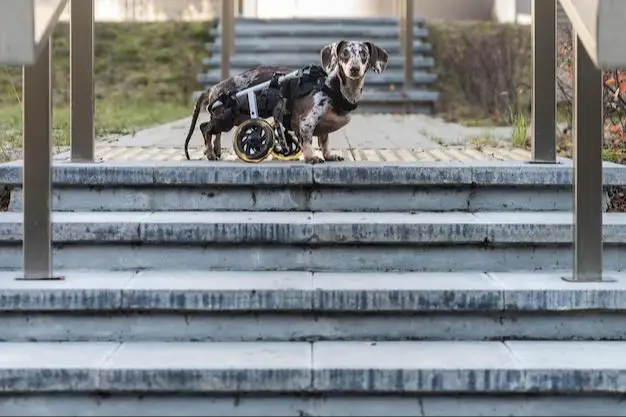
(324, 154, 344, 162)
(205, 152, 219, 161)
(304, 156, 325, 164)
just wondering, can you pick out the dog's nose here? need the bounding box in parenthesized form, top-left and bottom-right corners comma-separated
(349, 67, 360, 76)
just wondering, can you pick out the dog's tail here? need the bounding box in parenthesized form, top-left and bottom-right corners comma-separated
(184, 91, 209, 161)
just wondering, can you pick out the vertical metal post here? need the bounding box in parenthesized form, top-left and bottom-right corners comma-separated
(221, 0, 235, 80)
(70, 0, 95, 162)
(19, 41, 55, 280)
(230, 0, 236, 55)
(530, 0, 557, 163)
(563, 34, 610, 283)
(398, 0, 405, 51)
(402, 0, 413, 91)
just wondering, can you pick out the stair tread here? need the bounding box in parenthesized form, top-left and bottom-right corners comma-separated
(1, 340, 625, 393)
(227, 17, 427, 25)
(209, 41, 431, 53)
(2, 160, 625, 186)
(2, 270, 626, 312)
(202, 55, 434, 68)
(3, 210, 626, 224)
(197, 70, 437, 86)
(212, 26, 429, 38)
(1, 211, 626, 244)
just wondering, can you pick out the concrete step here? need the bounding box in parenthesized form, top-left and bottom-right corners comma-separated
(202, 54, 435, 70)
(212, 25, 429, 39)
(189, 88, 439, 109)
(197, 68, 437, 87)
(208, 40, 431, 54)
(228, 17, 427, 27)
(1, 211, 626, 271)
(11, 211, 626, 245)
(4, 161, 625, 213)
(1, 340, 626, 415)
(3, 270, 626, 343)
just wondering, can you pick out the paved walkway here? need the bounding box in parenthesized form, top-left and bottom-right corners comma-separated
(54, 114, 534, 162)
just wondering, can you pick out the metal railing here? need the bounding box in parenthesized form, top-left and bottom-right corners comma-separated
(218, 0, 415, 89)
(0, 0, 94, 279)
(532, 0, 620, 282)
(1, 0, 623, 281)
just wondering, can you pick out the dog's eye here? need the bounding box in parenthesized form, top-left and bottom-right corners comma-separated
(341, 49, 349, 58)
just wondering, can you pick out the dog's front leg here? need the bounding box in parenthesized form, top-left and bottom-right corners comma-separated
(298, 122, 324, 164)
(318, 134, 344, 162)
(296, 99, 326, 164)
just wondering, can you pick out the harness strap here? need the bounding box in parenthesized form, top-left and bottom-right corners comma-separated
(322, 84, 358, 113)
(280, 65, 358, 126)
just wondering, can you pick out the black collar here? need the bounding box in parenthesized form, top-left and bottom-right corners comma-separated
(322, 75, 359, 113)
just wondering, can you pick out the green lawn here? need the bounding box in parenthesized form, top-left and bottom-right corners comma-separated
(0, 20, 212, 161)
(0, 100, 190, 151)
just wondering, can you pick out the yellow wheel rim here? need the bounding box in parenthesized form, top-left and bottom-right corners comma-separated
(270, 123, 302, 161)
(232, 119, 275, 163)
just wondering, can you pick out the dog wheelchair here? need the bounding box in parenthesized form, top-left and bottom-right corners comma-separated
(206, 65, 327, 163)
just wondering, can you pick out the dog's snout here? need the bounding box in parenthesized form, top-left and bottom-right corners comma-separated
(349, 66, 360, 76)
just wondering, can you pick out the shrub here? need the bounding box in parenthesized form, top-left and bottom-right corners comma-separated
(427, 22, 531, 125)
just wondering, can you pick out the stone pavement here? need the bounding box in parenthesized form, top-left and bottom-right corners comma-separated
(55, 114, 529, 162)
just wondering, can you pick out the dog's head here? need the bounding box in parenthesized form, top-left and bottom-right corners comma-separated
(320, 40, 389, 79)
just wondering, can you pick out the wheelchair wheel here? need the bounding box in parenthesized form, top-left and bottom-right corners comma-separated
(271, 128, 302, 161)
(232, 119, 275, 163)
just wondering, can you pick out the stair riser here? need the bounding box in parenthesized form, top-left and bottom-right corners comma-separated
(228, 17, 427, 25)
(197, 71, 437, 86)
(0, 245, 624, 271)
(8, 186, 595, 212)
(220, 21, 428, 29)
(4, 394, 621, 417)
(209, 43, 431, 54)
(211, 28, 429, 38)
(3, 312, 625, 343)
(202, 57, 435, 70)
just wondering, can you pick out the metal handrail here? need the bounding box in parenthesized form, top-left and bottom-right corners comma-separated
(218, 0, 415, 90)
(0, 0, 68, 65)
(531, 0, 626, 282)
(7, 0, 626, 282)
(1, 0, 95, 279)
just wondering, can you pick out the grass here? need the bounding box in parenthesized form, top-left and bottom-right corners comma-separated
(0, 101, 190, 151)
(0, 20, 212, 160)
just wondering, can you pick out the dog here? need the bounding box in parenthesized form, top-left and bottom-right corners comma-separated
(285, 40, 389, 164)
(184, 65, 292, 161)
(184, 41, 388, 164)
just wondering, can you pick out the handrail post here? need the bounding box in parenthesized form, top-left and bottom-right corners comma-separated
(221, 0, 235, 80)
(563, 33, 611, 283)
(529, 0, 558, 164)
(398, 0, 405, 51)
(70, 0, 95, 162)
(402, 0, 413, 91)
(19, 39, 57, 280)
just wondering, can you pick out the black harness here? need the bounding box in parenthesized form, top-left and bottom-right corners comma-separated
(271, 65, 358, 127)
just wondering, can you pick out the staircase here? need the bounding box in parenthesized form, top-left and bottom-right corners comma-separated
(1, 160, 626, 415)
(197, 17, 440, 114)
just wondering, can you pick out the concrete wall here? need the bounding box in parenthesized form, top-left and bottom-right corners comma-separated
(58, 0, 217, 22)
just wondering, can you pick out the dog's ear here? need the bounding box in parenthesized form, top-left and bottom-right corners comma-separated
(320, 40, 346, 73)
(365, 42, 389, 74)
